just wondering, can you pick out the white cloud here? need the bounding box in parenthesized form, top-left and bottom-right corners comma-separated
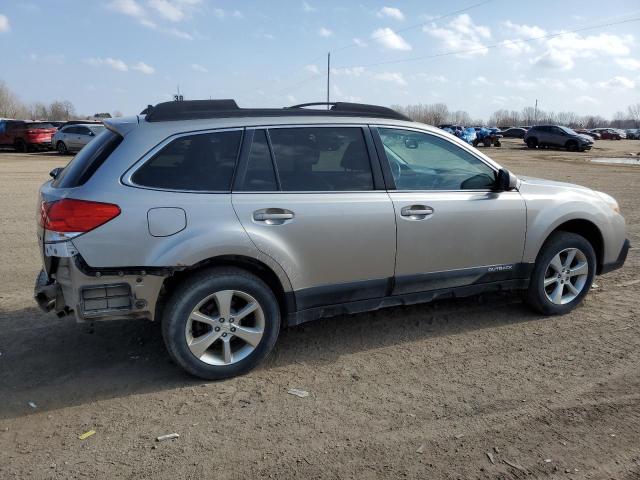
(377, 7, 404, 21)
(191, 63, 208, 72)
(533, 32, 633, 71)
(371, 27, 411, 51)
(331, 67, 366, 76)
(165, 27, 193, 39)
(576, 95, 599, 105)
(503, 78, 536, 89)
(28, 53, 65, 65)
(302, 1, 316, 12)
(415, 73, 447, 83)
(211, 7, 242, 19)
(615, 57, 640, 71)
(501, 21, 546, 55)
(132, 61, 155, 74)
(374, 71, 407, 86)
(107, 0, 145, 18)
(471, 76, 491, 85)
(305, 64, 320, 74)
(596, 76, 636, 90)
(503, 20, 546, 40)
(567, 78, 589, 90)
(318, 27, 332, 37)
(0, 14, 10, 33)
(107, 0, 198, 39)
(85, 57, 129, 72)
(150, 0, 184, 22)
(424, 14, 490, 57)
(353, 38, 367, 47)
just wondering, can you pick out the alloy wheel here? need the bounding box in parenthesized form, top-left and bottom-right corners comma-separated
(543, 248, 589, 305)
(185, 289, 265, 366)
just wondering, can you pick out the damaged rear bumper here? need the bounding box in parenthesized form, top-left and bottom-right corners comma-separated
(34, 254, 166, 322)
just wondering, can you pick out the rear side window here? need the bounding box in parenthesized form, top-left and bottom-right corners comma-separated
(52, 130, 123, 188)
(132, 130, 242, 191)
(239, 130, 277, 191)
(268, 127, 373, 191)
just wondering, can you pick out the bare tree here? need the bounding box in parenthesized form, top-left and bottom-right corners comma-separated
(29, 102, 49, 120)
(626, 103, 640, 127)
(112, 110, 123, 118)
(0, 80, 28, 118)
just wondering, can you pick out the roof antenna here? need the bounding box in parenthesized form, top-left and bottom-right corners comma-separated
(326, 52, 331, 110)
(174, 85, 184, 102)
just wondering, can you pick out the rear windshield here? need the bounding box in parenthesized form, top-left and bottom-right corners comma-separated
(89, 125, 106, 134)
(52, 130, 123, 188)
(26, 122, 54, 129)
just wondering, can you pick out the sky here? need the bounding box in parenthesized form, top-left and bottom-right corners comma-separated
(1, 0, 640, 120)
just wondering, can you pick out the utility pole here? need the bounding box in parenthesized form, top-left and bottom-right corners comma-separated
(326, 51, 330, 109)
(534, 99, 538, 125)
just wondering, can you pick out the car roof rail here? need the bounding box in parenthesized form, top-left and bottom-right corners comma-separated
(142, 99, 411, 122)
(287, 102, 410, 121)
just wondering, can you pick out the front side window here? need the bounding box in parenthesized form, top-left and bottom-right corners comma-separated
(132, 130, 242, 191)
(268, 127, 374, 191)
(378, 128, 496, 191)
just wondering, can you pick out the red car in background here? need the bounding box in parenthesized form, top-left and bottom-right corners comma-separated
(590, 128, 625, 140)
(0, 120, 57, 152)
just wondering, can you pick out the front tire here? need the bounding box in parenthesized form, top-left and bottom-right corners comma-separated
(526, 232, 596, 315)
(56, 141, 68, 154)
(526, 138, 538, 148)
(162, 267, 280, 380)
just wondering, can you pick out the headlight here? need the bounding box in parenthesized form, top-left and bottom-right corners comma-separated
(595, 191, 620, 213)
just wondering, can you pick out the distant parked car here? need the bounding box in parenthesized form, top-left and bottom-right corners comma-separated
(51, 123, 106, 154)
(500, 127, 527, 139)
(575, 129, 601, 140)
(0, 120, 57, 152)
(524, 125, 593, 151)
(591, 128, 624, 140)
(624, 129, 639, 139)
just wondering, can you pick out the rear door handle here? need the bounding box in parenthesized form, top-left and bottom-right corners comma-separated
(253, 208, 294, 225)
(401, 205, 434, 219)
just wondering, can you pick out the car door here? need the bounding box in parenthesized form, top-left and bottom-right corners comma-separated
(62, 126, 78, 149)
(232, 126, 396, 311)
(373, 126, 527, 295)
(75, 126, 93, 149)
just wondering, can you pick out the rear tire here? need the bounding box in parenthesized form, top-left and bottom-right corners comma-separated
(14, 140, 27, 153)
(526, 138, 538, 148)
(162, 267, 280, 380)
(525, 232, 596, 315)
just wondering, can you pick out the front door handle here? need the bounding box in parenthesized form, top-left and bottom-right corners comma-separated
(401, 205, 434, 219)
(253, 208, 294, 225)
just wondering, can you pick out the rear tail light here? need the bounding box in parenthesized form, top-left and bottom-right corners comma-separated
(40, 199, 120, 234)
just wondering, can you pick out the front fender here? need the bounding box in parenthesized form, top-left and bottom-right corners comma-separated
(520, 181, 626, 265)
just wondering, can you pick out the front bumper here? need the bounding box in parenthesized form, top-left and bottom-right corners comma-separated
(600, 239, 630, 275)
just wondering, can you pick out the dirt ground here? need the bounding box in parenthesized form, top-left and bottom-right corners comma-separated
(0, 139, 639, 479)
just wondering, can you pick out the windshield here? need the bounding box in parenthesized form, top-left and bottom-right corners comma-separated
(88, 125, 106, 134)
(26, 122, 54, 129)
(559, 126, 578, 135)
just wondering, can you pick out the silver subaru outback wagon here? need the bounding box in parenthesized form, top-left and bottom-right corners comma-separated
(35, 100, 629, 379)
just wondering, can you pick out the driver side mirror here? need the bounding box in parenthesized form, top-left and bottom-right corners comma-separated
(495, 168, 518, 191)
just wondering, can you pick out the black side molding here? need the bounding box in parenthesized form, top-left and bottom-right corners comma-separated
(600, 239, 630, 275)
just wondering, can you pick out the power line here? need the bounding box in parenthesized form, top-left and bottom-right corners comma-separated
(334, 15, 640, 70)
(330, 0, 493, 54)
(248, 0, 494, 99)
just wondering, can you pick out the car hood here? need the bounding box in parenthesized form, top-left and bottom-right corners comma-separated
(576, 134, 593, 142)
(518, 176, 595, 194)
